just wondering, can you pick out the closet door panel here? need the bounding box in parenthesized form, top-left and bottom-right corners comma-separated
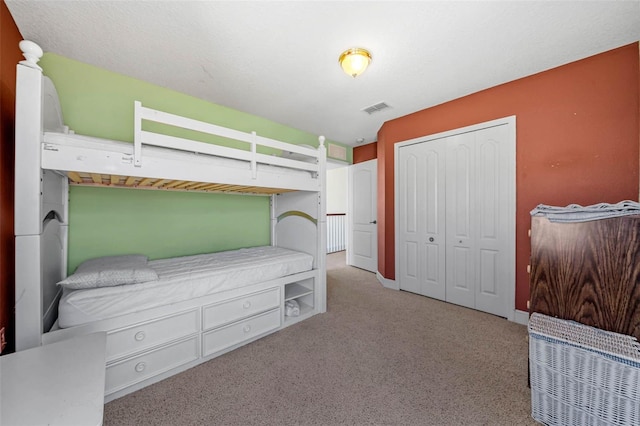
(452, 247, 472, 288)
(424, 148, 441, 235)
(402, 241, 420, 293)
(450, 142, 472, 238)
(478, 140, 498, 241)
(398, 150, 421, 294)
(421, 144, 446, 300)
(398, 142, 445, 300)
(479, 249, 499, 295)
(446, 134, 475, 309)
(474, 126, 509, 317)
(404, 154, 418, 234)
(424, 243, 440, 283)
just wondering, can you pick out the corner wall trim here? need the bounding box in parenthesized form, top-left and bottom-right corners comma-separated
(377, 272, 399, 290)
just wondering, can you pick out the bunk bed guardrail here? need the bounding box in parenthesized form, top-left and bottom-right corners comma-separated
(134, 101, 323, 175)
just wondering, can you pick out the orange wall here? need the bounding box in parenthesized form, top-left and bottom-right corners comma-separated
(0, 0, 22, 353)
(353, 142, 377, 163)
(378, 43, 640, 312)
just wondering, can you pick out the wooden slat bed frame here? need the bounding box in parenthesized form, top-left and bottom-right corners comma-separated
(66, 172, 294, 195)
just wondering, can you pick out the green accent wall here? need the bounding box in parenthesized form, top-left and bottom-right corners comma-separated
(38, 54, 351, 272)
(68, 186, 270, 272)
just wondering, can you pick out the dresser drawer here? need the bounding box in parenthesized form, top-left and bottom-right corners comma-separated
(202, 308, 280, 357)
(105, 336, 199, 395)
(202, 287, 280, 331)
(106, 309, 199, 362)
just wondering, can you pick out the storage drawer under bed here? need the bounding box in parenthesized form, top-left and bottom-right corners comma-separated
(105, 335, 200, 395)
(202, 287, 280, 331)
(106, 309, 199, 362)
(202, 308, 281, 357)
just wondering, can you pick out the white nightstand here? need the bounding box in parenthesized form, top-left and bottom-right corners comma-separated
(1, 332, 107, 426)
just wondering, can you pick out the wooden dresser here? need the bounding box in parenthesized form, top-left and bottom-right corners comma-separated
(529, 214, 640, 340)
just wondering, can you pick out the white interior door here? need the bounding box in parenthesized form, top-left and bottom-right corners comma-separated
(396, 118, 515, 319)
(347, 159, 378, 272)
(397, 140, 446, 300)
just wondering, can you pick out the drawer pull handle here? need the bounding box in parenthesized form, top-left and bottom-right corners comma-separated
(135, 362, 146, 373)
(243, 301, 252, 309)
(134, 331, 146, 342)
(243, 325, 251, 333)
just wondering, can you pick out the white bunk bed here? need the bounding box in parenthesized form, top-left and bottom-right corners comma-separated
(14, 41, 327, 402)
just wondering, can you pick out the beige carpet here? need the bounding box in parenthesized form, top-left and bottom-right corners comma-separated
(104, 252, 535, 425)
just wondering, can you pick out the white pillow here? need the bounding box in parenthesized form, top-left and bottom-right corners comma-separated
(58, 254, 159, 290)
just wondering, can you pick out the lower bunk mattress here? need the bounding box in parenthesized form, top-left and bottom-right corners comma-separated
(58, 246, 313, 328)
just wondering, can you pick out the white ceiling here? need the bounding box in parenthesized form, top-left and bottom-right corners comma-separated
(6, 1, 640, 147)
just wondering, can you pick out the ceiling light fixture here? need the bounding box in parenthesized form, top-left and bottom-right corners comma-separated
(339, 47, 372, 78)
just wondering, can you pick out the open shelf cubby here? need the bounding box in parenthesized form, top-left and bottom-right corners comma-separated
(284, 279, 314, 324)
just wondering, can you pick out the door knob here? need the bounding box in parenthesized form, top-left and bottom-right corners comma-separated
(370, 220, 377, 224)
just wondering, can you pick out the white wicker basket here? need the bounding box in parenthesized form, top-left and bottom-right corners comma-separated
(528, 313, 640, 426)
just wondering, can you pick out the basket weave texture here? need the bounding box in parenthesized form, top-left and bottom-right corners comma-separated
(528, 313, 640, 426)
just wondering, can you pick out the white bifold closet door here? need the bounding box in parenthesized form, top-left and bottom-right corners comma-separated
(397, 123, 513, 318)
(397, 138, 446, 300)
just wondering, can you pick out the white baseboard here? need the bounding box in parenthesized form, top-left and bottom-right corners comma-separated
(513, 309, 529, 325)
(376, 272, 399, 290)
(372, 274, 529, 324)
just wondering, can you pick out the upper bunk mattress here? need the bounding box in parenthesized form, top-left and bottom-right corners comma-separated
(58, 246, 313, 328)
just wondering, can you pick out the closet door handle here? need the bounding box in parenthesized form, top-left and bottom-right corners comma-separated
(370, 220, 377, 224)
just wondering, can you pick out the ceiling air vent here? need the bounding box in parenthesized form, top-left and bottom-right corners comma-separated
(362, 102, 390, 115)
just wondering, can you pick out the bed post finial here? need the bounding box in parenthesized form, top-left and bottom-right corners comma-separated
(19, 40, 43, 71)
(318, 136, 325, 147)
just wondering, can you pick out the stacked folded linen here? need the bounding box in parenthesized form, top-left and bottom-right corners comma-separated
(530, 200, 640, 222)
(285, 300, 300, 317)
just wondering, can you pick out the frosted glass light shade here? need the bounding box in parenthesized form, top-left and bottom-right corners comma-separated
(339, 48, 372, 78)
